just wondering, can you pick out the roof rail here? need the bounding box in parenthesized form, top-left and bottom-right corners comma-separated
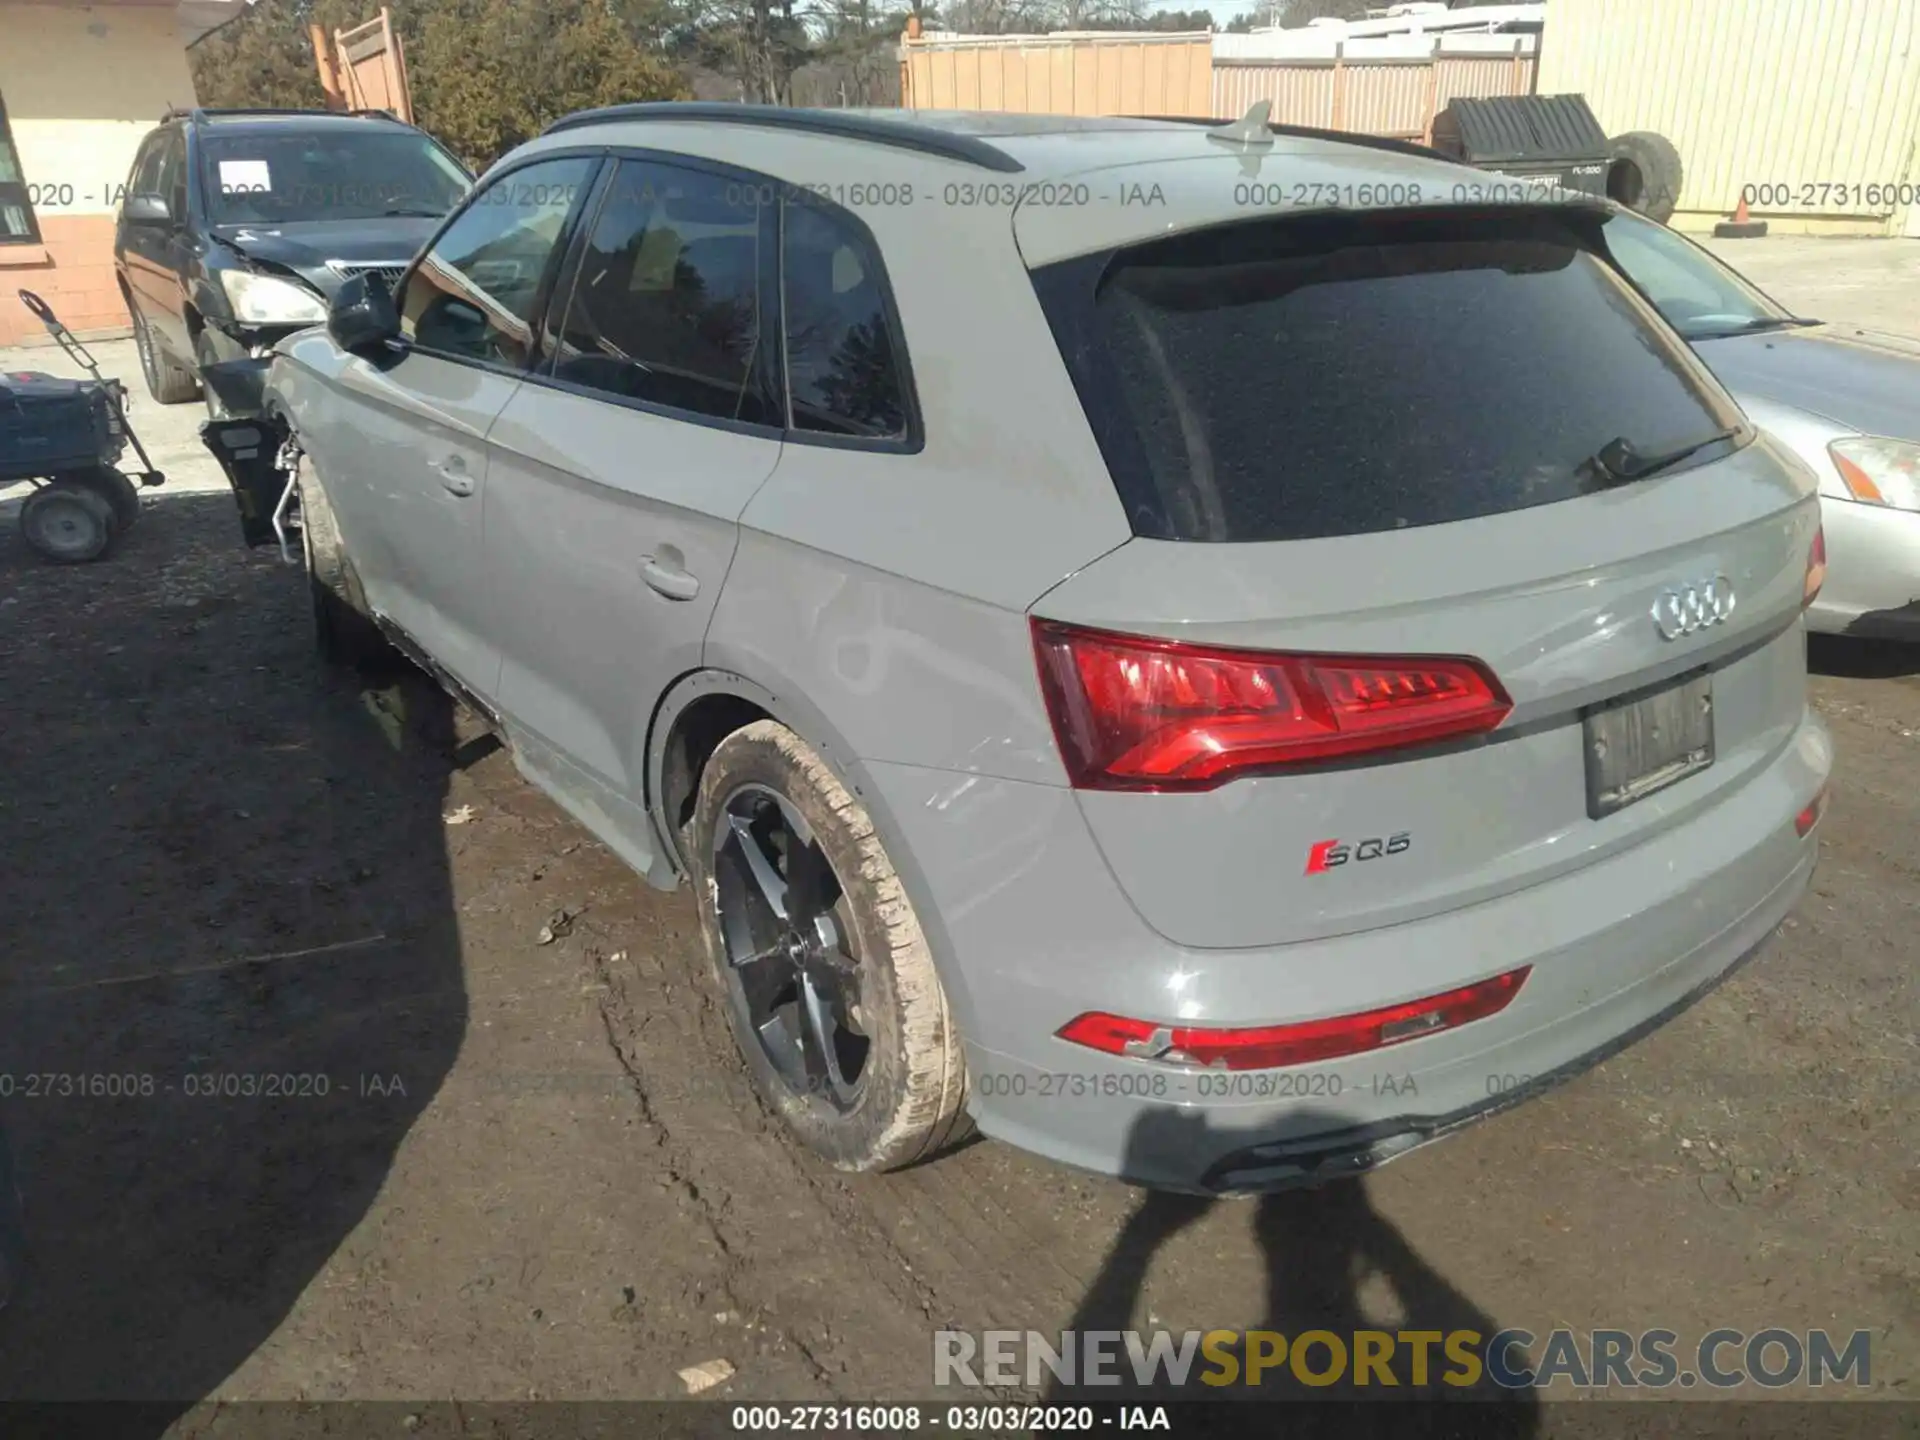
(161, 106, 408, 125)
(540, 102, 1026, 174)
(1123, 113, 1451, 163)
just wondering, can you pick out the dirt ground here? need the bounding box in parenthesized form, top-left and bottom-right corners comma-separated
(0, 244, 1916, 1431)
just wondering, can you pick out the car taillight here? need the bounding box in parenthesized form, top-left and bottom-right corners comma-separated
(1029, 619, 1512, 791)
(1794, 784, 1829, 838)
(1803, 525, 1826, 609)
(1057, 967, 1531, 1071)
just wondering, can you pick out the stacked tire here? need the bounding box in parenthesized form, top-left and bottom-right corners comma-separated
(1606, 131, 1685, 224)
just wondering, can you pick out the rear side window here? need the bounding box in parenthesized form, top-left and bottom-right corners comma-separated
(550, 158, 775, 427)
(1033, 208, 1746, 542)
(780, 198, 910, 441)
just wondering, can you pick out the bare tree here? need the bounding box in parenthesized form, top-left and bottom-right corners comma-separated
(1284, 0, 1368, 21)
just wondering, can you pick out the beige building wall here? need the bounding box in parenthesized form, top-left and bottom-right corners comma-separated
(1213, 54, 1534, 140)
(901, 34, 1214, 118)
(1536, 0, 1920, 236)
(0, 0, 200, 344)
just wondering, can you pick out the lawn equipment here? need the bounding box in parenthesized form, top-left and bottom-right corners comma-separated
(2, 289, 165, 563)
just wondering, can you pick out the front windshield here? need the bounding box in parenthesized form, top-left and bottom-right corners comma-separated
(201, 129, 470, 226)
(1601, 210, 1795, 340)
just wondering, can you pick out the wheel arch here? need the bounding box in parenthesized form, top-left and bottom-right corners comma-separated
(645, 667, 984, 1034)
(647, 668, 870, 881)
(283, 413, 376, 624)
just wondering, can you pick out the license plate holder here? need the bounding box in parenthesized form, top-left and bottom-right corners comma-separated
(1584, 670, 1714, 819)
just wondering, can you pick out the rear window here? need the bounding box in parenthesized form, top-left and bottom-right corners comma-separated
(1032, 208, 1747, 542)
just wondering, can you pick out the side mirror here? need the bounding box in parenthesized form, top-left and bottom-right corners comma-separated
(123, 193, 172, 226)
(326, 273, 401, 354)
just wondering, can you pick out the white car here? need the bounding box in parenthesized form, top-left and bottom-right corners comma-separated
(1602, 208, 1920, 640)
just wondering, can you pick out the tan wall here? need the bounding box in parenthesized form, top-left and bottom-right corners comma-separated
(0, 0, 198, 345)
(901, 35, 1214, 118)
(1536, 0, 1920, 236)
(901, 32, 1532, 143)
(1213, 54, 1533, 140)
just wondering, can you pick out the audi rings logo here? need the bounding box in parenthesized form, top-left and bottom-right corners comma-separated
(1651, 575, 1737, 640)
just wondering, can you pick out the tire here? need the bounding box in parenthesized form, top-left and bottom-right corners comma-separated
(21, 484, 117, 564)
(65, 466, 141, 532)
(134, 311, 201, 405)
(1607, 131, 1684, 224)
(298, 467, 397, 671)
(690, 720, 971, 1172)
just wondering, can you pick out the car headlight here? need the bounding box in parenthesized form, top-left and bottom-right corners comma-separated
(1828, 436, 1920, 511)
(219, 271, 328, 326)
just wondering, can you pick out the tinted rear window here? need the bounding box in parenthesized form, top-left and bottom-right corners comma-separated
(1032, 208, 1746, 542)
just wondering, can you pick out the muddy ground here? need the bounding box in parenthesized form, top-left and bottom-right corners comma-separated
(0, 250, 1916, 1434)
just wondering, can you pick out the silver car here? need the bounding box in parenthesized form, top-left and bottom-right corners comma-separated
(1602, 208, 1920, 640)
(252, 106, 1831, 1193)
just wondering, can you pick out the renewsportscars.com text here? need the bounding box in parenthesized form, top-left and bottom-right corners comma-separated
(934, 1327, 1871, 1390)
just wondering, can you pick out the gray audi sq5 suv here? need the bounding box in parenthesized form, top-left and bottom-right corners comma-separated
(215, 104, 1832, 1193)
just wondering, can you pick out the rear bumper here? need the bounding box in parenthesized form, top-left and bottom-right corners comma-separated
(1195, 912, 1783, 1194)
(863, 708, 1830, 1193)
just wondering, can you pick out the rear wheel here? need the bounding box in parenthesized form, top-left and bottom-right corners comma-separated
(21, 483, 117, 563)
(134, 311, 201, 405)
(690, 721, 971, 1171)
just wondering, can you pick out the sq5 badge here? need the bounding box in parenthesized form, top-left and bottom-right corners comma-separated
(1305, 832, 1412, 875)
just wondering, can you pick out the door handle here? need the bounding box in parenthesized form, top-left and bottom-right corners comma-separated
(434, 456, 475, 498)
(640, 557, 700, 602)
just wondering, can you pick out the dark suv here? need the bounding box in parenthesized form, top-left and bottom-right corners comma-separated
(114, 107, 471, 410)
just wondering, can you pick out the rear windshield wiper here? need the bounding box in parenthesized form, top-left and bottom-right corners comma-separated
(380, 206, 446, 218)
(1582, 427, 1742, 487)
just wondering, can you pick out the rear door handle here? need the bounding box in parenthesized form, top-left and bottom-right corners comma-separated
(434, 456, 475, 497)
(640, 557, 700, 602)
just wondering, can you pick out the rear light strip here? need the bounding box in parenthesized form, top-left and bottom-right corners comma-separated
(1030, 619, 1512, 792)
(1057, 967, 1532, 1072)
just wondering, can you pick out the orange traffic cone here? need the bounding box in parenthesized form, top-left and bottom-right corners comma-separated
(1714, 193, 1768, 239)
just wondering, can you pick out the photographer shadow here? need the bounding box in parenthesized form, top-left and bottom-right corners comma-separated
(1050, 1104, 1539, 1437)
(0, 493, 469, 1426)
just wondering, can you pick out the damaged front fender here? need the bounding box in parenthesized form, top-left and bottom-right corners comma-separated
(197, 356, 295, 551)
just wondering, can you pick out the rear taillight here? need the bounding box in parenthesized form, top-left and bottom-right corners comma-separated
(1057, 967, 1531, 1071)
(1803, 525, 1826, 609)
(1794, 784, 1829, 838)
(1030, 619, 1512, 791)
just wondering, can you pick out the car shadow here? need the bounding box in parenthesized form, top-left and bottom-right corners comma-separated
(0, 492, 468, 1420)
(1047, 1106, 1540, 1435)
(1809, 630, 1920, 679)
